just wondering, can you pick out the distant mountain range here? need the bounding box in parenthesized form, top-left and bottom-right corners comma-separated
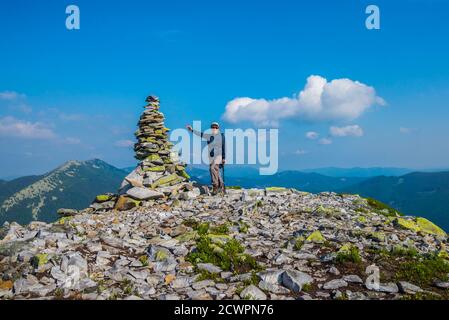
(1, 160, 448, 232)
(300, 167, 413, 178)
(340, 172, 449, 232)
(186, 167, 366, 193)
(0, 159, 127, 225)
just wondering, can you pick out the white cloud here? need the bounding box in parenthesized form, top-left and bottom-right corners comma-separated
(319, 138, 333, 145)
(0, 91, 31, 113)
(115, 139, 134, 148)
(0, 116, 55, 139)
(0, 91, 25, 101)
(306, 131, 319, 140)
(330, 125, 364, 137)
(222, 75, 385, 127)
(294, 149, 308, 155)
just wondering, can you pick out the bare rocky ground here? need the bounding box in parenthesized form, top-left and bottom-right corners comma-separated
(1, 187, 449, 300)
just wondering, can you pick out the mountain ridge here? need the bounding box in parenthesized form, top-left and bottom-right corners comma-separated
(0, 159, 127, 225)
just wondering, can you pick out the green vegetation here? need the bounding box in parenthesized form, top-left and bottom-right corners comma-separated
(302, 283, 312, 293)
(0, 159, 127, 226)
(120, 279, 136, 296)
(196, 270, 224, 282)
(238, 221, 250, 234)
(368, 246, 419, 258)
(95, 194, 112, 202)
(401, 292, 443, 300)
(395, 217, 447, 237)
(395, 254, 449, 287)
(57, 216, 74, 225)
(187, 234, 261, 274)
(54, 288, 64, 299)
(336, 245, 362, 264)
(294, 237, 304, 251)
(366, 197, 402, 217)
(243, 272, 260, 286)
(306, 230, 325, 243)
(182, 218, 199, 229)
(196, 222, 210, 235)
(210, 223, 230, 235)
(391, 246, 419, 258)
(138, 255, 149, 266)
(31, 253, 49, 268)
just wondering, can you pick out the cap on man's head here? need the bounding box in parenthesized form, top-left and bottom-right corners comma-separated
(211, 122, 220, 128)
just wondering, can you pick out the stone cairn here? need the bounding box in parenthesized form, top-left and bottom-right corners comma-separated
(132, 95, 189, 183)
(91, 95, 201, 212)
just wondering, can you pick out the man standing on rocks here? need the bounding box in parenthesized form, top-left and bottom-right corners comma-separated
(187, 122, 226, 195)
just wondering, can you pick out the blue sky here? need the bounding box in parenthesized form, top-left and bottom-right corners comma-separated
(1, 0, 449, 177)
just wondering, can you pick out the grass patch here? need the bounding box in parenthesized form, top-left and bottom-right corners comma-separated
(367, 246, 419, 259)
(336, 246, 362, 265)
(395, 254, 449, 287)
(196, 270, 225, 283)
(138, 255, 149, 266)
(401, 292, 443, 300)
(242, 272, 260, 286)
(238, 221, 250, 234)
(302, 283, 312, 293)
(294, 237, 304, 251)
(227, 186, 242, 190)
(182, 218, 199, 229)
(210, 223, 230, 235)
(187, 236, 261, 274)
(366, 197, 403, 217)
(120, 279, 135, 296)
(196, 222, 210, 235)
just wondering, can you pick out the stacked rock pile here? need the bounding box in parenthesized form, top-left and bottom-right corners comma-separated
(91, 95, 199, 211)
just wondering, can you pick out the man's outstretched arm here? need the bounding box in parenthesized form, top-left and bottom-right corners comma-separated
(186, 125, 210, 140)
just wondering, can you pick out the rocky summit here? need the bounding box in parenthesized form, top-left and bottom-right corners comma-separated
(1, 187, 449, 300)
(0, 95, 448, 300)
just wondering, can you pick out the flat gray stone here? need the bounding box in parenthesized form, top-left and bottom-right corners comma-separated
(197, 263, 222, 274)
(192, 280, 215, 290)
(369, 282, 399, 294)
(126, 187, 164, 200)
(398, 281, 423, 294)
(240, 285, 267, 300)
(281, 269, 313, 293)
(343, 274, 363, 284)
(171, 277, 192, 289)
(258, 280, 290, 294)
(433, 280, 449, 289)
(258, 270, 284, 284)
(323, 279, 348, 290)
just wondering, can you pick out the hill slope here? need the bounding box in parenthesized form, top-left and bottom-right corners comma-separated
(0, 159, 127, 225)
(340, 172, 449, 231)
(301, 167, 413, 178)
(1, 188, 448, 300)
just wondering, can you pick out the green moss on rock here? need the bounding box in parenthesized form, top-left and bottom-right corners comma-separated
(151, 174, 180, 188)
(306, 230, 325, 243)
(96, 194, 113, 203)
(395, 217, 446, 237)
(31, 253, 49, 268)
(145, 166, 165, 172)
